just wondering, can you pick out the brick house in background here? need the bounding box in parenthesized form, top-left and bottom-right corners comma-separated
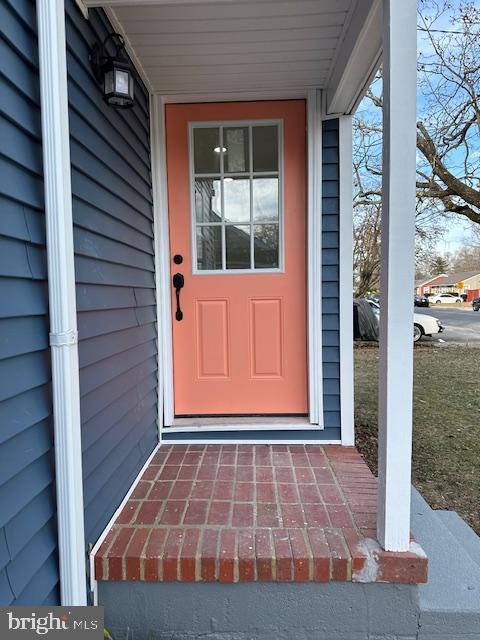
(429, 271, 480, 300)
(414, 274, 447, 295)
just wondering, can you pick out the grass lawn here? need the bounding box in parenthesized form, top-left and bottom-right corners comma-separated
(355, 345, 480, 534)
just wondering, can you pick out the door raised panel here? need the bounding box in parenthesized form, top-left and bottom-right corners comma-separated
(249, 298, 283, 378)
(195, 299, 230, 379)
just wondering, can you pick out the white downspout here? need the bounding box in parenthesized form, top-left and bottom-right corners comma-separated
(37, 0, 87, 605)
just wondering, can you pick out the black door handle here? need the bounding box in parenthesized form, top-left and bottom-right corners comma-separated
(173, 272, 184, 321)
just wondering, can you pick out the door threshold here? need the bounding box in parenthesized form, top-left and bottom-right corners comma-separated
(167, 416, 320, 433)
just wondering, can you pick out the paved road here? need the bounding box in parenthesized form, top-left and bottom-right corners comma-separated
(415, 306, 480, 344)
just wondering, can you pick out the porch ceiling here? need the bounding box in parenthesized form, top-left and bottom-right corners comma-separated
(84, 0, 382, 112)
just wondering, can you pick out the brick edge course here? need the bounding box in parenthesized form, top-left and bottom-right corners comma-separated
(95, 524, 427, 584)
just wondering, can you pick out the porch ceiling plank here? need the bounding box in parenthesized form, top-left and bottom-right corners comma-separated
(111, 0, 352, 21)
(84, 0, 350, 7)
(136, 50, 336, 67)
(118, 27, 344, 47)
(142, 77, 329, 95)
(132, 39, 339, 58)
(112, 14, 347, 33)
(145, 60, 332, 76)
(325, 0, 382, 115)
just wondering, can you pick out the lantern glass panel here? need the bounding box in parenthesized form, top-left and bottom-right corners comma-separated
(104, 69, 114, 95)
(115, 69, 130, 95)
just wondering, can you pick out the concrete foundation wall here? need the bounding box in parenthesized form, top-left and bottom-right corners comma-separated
(99, 581, 419, 640)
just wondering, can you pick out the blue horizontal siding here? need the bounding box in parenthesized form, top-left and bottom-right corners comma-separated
(0, 197, 46, 245)
(0, 0, 59, 605)
(0, 385, 51, 446)
(77, 306, 156, 340)
(82, 373, 157, 451)
(0, 35, 40, 103)
(0, 114, 43, 174)
(322, 119, 341, 433)
(0, 2, 37, 66)
(76, 284, 155, 312)
(66, 1, 158, 547)
(0, 316, 49, 359)
(0, 236, 47, 279)
(85, 424, 157, 542)
(80, 360, 157, 426)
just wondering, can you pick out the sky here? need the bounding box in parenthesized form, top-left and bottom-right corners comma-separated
(355, 0, 479, 256)
(416, 1, 478, 255)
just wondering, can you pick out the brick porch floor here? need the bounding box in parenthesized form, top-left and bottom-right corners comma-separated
(94, 445, 427, 584)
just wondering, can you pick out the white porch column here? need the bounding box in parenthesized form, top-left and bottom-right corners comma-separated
(377, 0, 417, 552)
(37, 0, 87, 604)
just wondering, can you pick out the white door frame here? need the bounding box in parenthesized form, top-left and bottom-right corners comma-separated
(151, 91, 326, 436)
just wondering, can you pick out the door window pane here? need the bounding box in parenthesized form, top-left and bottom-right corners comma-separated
(224, 178, 250, 223)
(253, 177, 278, 222)
(252, 125, 278, 172)
(191, 123, 281, 272)
(226, 225, 251, 269)
(197, 226, 222, 270)
(194, 127, 221, 173)
(195, 179, 221, 223)
(224, 127, 249, 173)
(254, 224, 279, 268)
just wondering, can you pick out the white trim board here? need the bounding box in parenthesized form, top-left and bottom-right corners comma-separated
(173, 415, 309, 425)
(151, 96, 174, 429)
(325, 0, 382, 115)
(167, 424, 319, 433)
(159, 90, 309, 103)
(167, 426, 320, 433)
(85, 0, 316, 5)
(307, 89, 324, 426)
(150, 97, 165, 436)
(74, 0, 88, 19)
(170, 415, 315, 432)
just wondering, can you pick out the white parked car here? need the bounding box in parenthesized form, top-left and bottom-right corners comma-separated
(413, 313, 444, 342)
(428, 293, 462, 304)
(365, 299, 444, 342)
(366, 299, 380, 317)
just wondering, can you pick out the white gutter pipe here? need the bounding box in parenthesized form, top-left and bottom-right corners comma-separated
(36, 0, 87, 605)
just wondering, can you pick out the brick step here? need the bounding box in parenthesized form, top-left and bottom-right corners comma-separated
(94, 445, 427, 585)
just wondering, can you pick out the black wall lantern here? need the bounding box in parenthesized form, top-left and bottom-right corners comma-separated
(90, 33, 134, 109)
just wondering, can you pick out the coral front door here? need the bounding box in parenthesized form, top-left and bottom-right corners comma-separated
(166, 101, 307, 416)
